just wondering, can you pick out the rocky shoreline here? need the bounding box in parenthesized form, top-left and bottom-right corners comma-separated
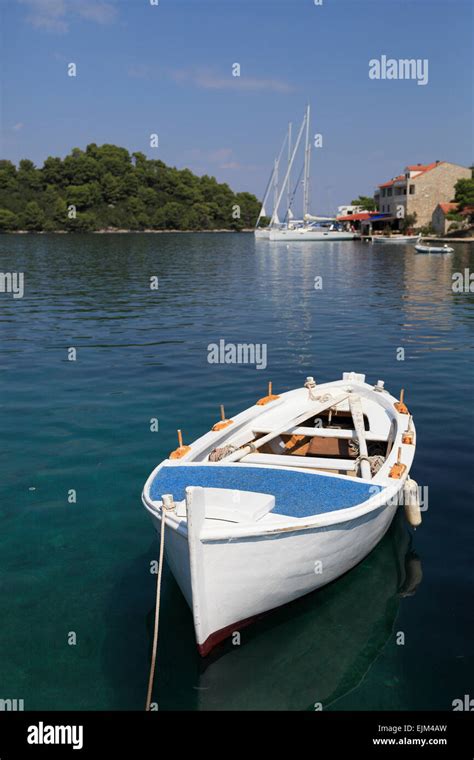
(5, 228, 255, 235)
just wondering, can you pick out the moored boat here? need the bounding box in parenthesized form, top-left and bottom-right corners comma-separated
(195, 513, 422, 709)
(142, 372, 420, 656)
(269, 221, 357, 241)
(374, 235, 418, 244)
(414, 236, 454, 253)
(254, 106, 356, 242)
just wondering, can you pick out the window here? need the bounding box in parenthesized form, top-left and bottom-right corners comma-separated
(409, 185, 415, 194)
(382, 188, 386, 197)
(403, 188, 407, 195)
(387, 188, 392, 196)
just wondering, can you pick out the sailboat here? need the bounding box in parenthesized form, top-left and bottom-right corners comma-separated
(255, 106, 357, 242)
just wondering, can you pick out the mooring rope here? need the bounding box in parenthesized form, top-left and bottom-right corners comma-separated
(145, 494, 174, 711)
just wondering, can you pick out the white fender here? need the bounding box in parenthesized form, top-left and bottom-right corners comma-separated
(403, 478, 422, 527)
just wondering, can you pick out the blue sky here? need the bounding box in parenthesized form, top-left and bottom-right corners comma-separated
(1, 0, 472, 214)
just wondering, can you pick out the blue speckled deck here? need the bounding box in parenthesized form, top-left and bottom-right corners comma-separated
(149, 465, 382, 518)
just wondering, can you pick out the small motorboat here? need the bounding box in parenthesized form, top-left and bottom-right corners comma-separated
(414, 236, 454, 253)
(142, 372, 420, 656)
(375, 235, 417, 244)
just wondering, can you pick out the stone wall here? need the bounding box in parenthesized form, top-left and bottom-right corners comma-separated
(407, 163, 471, 228)
(432, 206, 447, 235)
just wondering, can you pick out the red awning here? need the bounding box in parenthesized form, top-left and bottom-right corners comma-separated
(337, 212, 394, 222)
(337, 212, 374, 222)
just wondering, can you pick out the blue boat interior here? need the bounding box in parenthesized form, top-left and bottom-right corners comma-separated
(149, 465, 382, 519)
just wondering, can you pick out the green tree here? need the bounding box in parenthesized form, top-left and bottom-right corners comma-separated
(0, 208, 19, 231)
(0, 142, 263, 232)
(66, 183, 102, 209)
(400, 212, 417, 233)
(17, 160, 42, 191)
(0, 160, 18, 191)
(102, 173, 122, 204)
(66, 211, 96, 232)
(22, 201, 45, 231)
(42, 157, 65, 186)
(351, 195, 376, 211)
(453, 178, 474, 210)
(63, 150, 100, 185)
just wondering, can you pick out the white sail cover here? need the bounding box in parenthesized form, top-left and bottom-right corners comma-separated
(304, 213, 335, 222)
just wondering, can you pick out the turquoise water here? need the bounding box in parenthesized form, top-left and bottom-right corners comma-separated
(0, 233, 473, 710)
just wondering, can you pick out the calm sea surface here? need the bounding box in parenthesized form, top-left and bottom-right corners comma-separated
(0, 233, 473, 710)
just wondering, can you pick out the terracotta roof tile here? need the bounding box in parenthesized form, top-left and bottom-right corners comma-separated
(378, 161, 445, 189)
(406, 162, 443, 173)
(438, 202, 459, 214)
(378, 174, 405, 188)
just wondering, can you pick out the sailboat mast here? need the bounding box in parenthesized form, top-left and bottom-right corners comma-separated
(270, 109, 307, 227)
(303, 103, 311, 219)
(273, 157, 279, 221)
(256, 130, 288, 228)
(287, 121, 292, 218)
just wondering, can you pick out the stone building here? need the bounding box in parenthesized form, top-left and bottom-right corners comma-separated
(374, 161, 470, 229)
(432, 202, 474, 235)
(432, 202, 459, 235)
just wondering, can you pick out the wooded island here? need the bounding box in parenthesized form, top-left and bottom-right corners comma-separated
(0, 144, 261, 232)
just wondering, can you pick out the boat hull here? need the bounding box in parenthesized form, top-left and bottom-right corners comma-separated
(415, 244, 453, 253)
(146, 496, 399, 655)
(269, 229, 357, 241)
(375, 236, 417, 244)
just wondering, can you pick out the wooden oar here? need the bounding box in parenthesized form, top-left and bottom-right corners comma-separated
(349, 394, 371, 480)
(223, 392, 350, 463)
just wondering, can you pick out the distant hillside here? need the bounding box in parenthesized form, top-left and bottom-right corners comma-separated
(0, 144, 261, 232)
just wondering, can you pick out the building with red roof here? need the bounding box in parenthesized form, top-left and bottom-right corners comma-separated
(432, 202, 474, 235)
(374, 161, 470, 230)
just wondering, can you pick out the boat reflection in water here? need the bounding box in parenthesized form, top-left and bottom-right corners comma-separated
(194, 512, 422, 710)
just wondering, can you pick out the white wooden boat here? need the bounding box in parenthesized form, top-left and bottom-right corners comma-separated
(375, 235, 417, 244)
(414, 236, 454, 253)
(142, 372, 420, 656)
(195, 514, 421, 709)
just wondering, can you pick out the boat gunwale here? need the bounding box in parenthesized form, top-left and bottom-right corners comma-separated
(141, 460, 406, 541)
(162, 378, 407, 465)
(141, 378, 415, 540)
